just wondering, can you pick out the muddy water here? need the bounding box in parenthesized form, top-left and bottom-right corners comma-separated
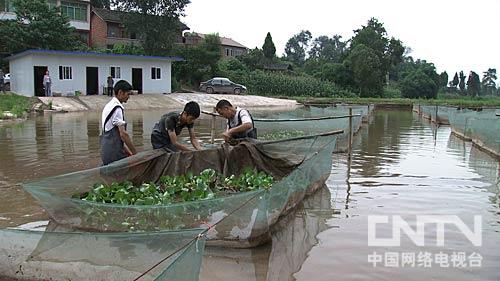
(0, 109, 499, 281)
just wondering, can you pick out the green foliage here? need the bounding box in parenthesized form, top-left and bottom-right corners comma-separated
(304, 61, 355, 89)
(173, 33, 221, 85)
(237, 48, 265, 70)
(0, 0, 83, 54)
(112, 0, 190, 56)
(111, 43, 145, 55)
(308, 35, 347, 63)
(75, 168, 274, 205)
(220, 69, 354, 97)
(481, 68, 497, 95)
(400, 70, 438, 99)
(345, 44, 384, 97)
(458, 71, 466, 92)
(466, 71, 481, 97)
(218, 57, 248, 72)
(284, 30, 312, 66)
(439, 71, 448, 89)
(451, 72, 459, 87)
(0, 93, 31, 118)
(262, 32, 276, 59)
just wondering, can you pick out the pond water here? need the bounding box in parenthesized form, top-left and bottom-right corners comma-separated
(0, 108, 498, 281)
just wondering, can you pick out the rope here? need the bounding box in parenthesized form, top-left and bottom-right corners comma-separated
(132, 190, 264, 281)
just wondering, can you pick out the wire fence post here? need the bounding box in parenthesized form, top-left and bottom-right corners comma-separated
(435, 105, 439, 124)
(210, 107, 216, 144)
(348, 107, 353, 157)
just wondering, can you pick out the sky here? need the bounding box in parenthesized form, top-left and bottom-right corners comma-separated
(182, 0, 499, 82)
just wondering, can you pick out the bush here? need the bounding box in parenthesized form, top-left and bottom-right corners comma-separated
(400, 70, 438, 99)
(220, 69, 354, 97)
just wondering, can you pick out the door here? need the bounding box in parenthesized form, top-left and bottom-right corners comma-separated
(132, 68, 142, 94)
(86, 67, 98, 95)
(34, 66, 48, 97)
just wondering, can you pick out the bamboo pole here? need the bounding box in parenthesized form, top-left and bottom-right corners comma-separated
(210, 107, 216, 144)
(348, 108, 353, 158)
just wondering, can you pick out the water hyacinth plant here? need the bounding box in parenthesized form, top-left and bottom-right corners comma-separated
(74, 168, 274, 205)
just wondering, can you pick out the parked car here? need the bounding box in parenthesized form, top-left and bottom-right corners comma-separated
(199, 77, 247, 94)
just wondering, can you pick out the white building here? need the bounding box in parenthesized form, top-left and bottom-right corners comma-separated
(6, 49, 183, 97)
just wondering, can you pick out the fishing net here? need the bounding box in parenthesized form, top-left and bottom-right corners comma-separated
(254, 105, 371, 151)
(448, 108, 500, 157)
(417, 105, 452, 124)
(0, 227, 205, 281)
(23, 134, 337, 248)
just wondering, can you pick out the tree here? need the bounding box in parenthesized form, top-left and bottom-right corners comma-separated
(262, 32, 276, 60)
(112, 0, 190, 56)
(439, 71, 448, 90)
(466, 71, 481, 97)
(0, 0, 82, 54)
(308, 34, 347, 63)
(173, 33, 220, 85)
(481, 68, 497, 95)
(344, 44, 384, 97)
(350, 18, 404, 82)
(238, 48, 265, 70)
(458, 71, 466, 92)
(400, 70, 438, 99)
(91, 0, 110, 8)
(284, 30, 312, 66)
(450, 72, 459, 88)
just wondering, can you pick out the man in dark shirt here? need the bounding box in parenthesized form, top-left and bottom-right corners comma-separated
(151, 101, 202, 152)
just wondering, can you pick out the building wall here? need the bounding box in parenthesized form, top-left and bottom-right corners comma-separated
(221, 46, 247, 58)
(10, 54, 173, 96)
(9, 55, 34, 97)
(90, 13, 107, 47)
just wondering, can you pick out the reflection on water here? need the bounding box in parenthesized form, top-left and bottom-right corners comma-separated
(0, 109, 499, 281)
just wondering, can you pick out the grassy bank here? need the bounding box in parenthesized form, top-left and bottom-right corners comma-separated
(0, 93, 36, 118)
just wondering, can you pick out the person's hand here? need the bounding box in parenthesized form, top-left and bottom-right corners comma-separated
(222, 131, 231, 142)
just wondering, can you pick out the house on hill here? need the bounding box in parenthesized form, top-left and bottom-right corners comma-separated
(183, 32, 248, 58)
(91, 8, 189, 49)
(0, 0, 92, 45)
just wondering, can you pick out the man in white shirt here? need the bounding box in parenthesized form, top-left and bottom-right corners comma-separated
(100, 80, 137, 165)
(215, 99, 257, 142)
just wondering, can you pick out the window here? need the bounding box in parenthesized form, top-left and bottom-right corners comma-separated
(225, 49, 230, 56)
(2, 0, 15, 12)
(230, 49, 234, 56)
(151, 67, 161, 80)
(110, 66, 121, 79)
(107, 24, 120, 38)
(61, 2, 87, 21)
(47, 0, 57, 10)
(221, 79, 231, 86)
(59, 66, 72, 80)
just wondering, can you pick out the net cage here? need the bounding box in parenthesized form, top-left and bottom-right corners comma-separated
(254, 105, 372, 151)
(448, 108, 500, 157)
(23, 134, 338, 248)
(416, 105, 453, 125)
(0, 227, 206, 281)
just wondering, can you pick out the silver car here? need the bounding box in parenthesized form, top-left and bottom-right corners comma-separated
(199, 77, 247, 94)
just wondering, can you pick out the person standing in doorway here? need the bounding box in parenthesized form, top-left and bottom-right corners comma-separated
(43, 70, 52, 97)
(107, 76, 114, 96)
(0, 69, 5, 94)
(100, 80, 137, 165)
